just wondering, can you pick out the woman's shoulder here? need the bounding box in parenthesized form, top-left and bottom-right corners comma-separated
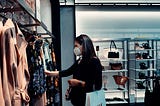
(90, 57, 103, 70)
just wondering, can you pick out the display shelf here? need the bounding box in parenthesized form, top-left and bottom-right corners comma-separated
(129, 68, 156, 71)
(128, 38, 157, 103)
(94, 37, 160, 104)
(134, 79, 146, 82)
(106, 99, 128, 104)
(129, 49, 156, 54)
(156, 40, 160, 71)
(93, 38, 130, 104)
(135, 59, 156, 61)
(104, 88, 128, 93)
(105, 91, 129, 104)
(101, 59, 128, 62)
(102, 69, 128, 73)
(129, 59, 156, 61)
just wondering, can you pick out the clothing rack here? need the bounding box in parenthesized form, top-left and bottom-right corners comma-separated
(0, 13, 36, 36)
(0, 1, 59, 106)
(0, 0, 54, 38)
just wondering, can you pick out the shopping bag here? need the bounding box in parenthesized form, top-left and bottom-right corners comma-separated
(85, 89, 106, 106)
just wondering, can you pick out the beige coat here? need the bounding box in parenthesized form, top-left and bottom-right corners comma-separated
(0, 21, 5, 106)
(0, 19, 30, 106)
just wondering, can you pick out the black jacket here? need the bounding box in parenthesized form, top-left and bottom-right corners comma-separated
(59, 57, 102, 106)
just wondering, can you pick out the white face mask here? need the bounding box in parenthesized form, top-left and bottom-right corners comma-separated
(74, 47, 81, 56)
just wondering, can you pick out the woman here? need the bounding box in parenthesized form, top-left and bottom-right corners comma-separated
(45, 34, 102, 106)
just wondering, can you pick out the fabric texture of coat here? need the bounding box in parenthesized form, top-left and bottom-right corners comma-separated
(0, 19, 30, 106)
(0, 21, 5, 106)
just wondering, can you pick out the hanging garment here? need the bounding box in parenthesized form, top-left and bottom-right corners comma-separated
(0, 21, 5, 106)
(0, 19, 15, 106)
(0, 19, 30, 106)
(27, 37, 46, 96)
(43, 40, 60, 105)
(14, 23, 30, 105)
(26, 36, 47, 106)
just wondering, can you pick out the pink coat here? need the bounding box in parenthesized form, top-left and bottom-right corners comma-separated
(0, 19, 30, 106)
(0, 21, 5, 106)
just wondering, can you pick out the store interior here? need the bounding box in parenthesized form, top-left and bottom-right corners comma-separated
(75, 1, 160, 106)
(1, 0, 160, 106)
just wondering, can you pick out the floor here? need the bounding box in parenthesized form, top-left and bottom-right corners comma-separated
(107, 103, 144, 106)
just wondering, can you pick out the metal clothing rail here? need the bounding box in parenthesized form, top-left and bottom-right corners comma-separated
(15, 0, 54, 37)
(0, 14, 36, 36)
(15, 0, 55, 38)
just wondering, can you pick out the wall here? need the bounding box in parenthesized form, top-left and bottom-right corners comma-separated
(76, 10, 160, 39)
(60, 7, 75, 106)
(39, 1, 75, 106)
(38, 0, 52, 36)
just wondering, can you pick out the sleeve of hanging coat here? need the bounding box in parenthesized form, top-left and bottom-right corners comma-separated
(0, 19, 17, 106)
(15, 23, 30, 105)
(0, 21, 5, 106)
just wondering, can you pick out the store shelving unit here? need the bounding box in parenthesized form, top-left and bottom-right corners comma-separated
(93, 38, 130, 105)
(93, 37, 160, 105)
(156, 39, 160, 73)
(128, 38, 157, 103)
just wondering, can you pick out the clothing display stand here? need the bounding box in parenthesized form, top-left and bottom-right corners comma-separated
(0, 0, 59, 106)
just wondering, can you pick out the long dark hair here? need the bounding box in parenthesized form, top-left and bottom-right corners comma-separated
(75, 34, 96, 63)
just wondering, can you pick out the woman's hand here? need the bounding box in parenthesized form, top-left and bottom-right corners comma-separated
(44, 70, 59, 76)
(68, 79, 85, 87)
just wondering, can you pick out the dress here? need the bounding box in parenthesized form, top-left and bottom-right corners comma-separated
(59, 57, 102, 106)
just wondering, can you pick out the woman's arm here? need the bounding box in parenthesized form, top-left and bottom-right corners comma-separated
(45, 59, 79, 77)
(68, 79, 85, 87)
(45, 70, 59, 76)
